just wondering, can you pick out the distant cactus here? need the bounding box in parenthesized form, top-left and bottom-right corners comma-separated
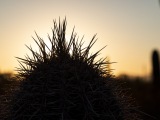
(9, 18, 139, 120)
(152, 50, 160, 86)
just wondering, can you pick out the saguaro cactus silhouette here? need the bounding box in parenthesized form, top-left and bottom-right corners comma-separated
(9, 18, 139, 120)
(152, 50, 160, 86)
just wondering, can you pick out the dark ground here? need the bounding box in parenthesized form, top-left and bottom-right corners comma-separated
(0, 73, 160, 120)
(118, 75, 160, 120)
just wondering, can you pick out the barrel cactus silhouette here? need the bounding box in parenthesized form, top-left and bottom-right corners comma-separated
(152, 50, 160, 86)
(10, 19, 139, 120)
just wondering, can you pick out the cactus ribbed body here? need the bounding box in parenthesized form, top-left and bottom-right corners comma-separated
(9, 19, 139, 120)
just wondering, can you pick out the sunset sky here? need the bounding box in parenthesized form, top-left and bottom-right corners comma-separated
(0, 0, 160, 78)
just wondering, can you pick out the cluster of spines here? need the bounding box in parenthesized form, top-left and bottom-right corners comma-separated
(16, 19, 109, 79)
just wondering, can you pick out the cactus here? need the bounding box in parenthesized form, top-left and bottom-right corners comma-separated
(9, 18, 139, 120)
(152, 50, 160, 86)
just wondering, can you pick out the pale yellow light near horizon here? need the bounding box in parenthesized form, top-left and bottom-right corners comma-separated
(0, 0, 160, 78)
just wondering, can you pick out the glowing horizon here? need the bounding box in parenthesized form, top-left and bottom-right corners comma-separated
(0, 0, 160, 78)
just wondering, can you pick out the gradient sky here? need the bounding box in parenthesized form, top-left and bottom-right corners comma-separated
(0, 0, 160, 78)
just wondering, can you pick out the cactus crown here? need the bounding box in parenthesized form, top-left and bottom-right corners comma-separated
(16, 18, 109, 79)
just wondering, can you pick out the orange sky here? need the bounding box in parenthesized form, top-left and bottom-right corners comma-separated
(0, 0, 160, 78)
